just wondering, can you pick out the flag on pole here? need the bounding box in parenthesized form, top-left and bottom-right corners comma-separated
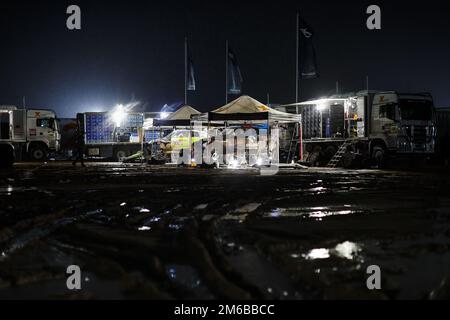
(186, 41, 196, 91)
(227, 46, 243, 95)
(298, 16, 318, 79)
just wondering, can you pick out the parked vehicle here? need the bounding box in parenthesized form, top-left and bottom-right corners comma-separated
(75, 110, 171, 161)
(147, 129, 207, 163)
(0, 106, 60, 166)
(277, 91, 437, 168)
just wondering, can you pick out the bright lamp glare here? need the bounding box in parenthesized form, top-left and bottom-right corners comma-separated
(316, 103, 327, 112)
(256, 157, 263, 166)
(228, 158, 239, 169)
(112, 104, 126, 127)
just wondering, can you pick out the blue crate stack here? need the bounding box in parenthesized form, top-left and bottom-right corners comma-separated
(85, 113, 114, 144)
(124, 113, 144, 128)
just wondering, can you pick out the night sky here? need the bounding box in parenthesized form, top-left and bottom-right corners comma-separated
(1, 0, 450, 117)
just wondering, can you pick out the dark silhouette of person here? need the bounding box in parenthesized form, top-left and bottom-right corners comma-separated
(72, 126, 86, 167)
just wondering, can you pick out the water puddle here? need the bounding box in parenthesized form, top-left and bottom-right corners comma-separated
(0, 186, 54, 196)
(264, 206, 362, 220)
(166, 264, 213, 298)
(293, 241, 363, 261)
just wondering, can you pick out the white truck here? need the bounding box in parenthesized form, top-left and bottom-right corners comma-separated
(277, 91, 437, 168)
(0, 106, 60, 167)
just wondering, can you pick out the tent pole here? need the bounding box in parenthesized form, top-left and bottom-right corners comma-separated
(295, 13, 299, 103)
(184, 37, 188, 105)
(299, 122, 303, 161)
(267, 117, 270, 162)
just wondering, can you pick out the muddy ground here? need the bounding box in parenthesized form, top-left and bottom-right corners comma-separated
(1, 162, 450, 300)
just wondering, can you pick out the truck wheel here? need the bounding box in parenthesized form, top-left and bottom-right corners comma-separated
(372, 146, 386, 168)
(341, 151, 354, 169)
(115, 149, 128, 162)
(29, 145, 48, 161)
(307, 146, 321, 166)
(324, 145, 338, 162)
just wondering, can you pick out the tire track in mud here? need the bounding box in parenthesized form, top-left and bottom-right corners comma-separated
(1, 163, 450, 299)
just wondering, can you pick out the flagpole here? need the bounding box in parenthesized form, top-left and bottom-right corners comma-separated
(184, 37, 188, 105)
(225, 40, 229, 104)
(295, 13, 299, 103)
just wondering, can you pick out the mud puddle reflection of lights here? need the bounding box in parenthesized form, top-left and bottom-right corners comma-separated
(264, 206, 364, 220)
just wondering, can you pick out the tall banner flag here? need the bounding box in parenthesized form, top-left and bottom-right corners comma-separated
(298, 16, 319, 79)
(186, 42, 196, 91)
(227, 45, 243, 95)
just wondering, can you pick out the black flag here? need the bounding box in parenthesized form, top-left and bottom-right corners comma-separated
(227, 46, 243, 95)
(186, 42, 196, 91)
(298, 16, 319, 79)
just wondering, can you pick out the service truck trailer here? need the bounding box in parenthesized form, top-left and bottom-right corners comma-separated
(277, 91, 437, 168)
(76, 111, 169, 161)
(76, 111, 144, 161)
(0, 106, 60, 167)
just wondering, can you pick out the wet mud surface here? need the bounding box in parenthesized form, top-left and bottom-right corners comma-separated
(1, 162, 450, 299)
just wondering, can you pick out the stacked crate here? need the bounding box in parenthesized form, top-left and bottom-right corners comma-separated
(123, 113, 144, 128)
(301, 105, 321, 139)
(85, 113, 114, 144)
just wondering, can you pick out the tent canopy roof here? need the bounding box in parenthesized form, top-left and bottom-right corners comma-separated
(192, 96, 301, 123)
(153, 105, 201, 127)
(166, 105, 201, 120)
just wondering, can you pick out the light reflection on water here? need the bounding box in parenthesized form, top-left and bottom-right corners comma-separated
(0, 185, 55, 196)
(302, 248, 330, 260)
(334, 241, 361, 260)
(295, 241, 362, 261)
(265, 206, 359, 220)
(166, 265, 202, 289)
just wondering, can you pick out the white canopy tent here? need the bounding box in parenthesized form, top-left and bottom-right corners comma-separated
(151, 105, 201, 127)
(166, 105, 201, 121)
(190, 96, 303, 164)
(191, 95, 301, 124)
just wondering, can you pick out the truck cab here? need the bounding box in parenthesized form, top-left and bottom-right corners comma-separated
(0, 106, 60, 165)
(369, 92, 435, 154)
(26, 109, 61, 160)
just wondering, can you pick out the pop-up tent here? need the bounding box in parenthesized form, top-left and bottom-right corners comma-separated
(154, 105, 201, 127)
(190, 96, 303, 164)
(191, 95, 301, 123)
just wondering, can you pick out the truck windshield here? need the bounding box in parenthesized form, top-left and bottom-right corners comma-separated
(399, 99, 433, 121)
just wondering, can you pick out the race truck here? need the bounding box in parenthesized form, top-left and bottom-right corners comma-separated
(276, 91, 437, 168)
(0, 106, 60, 167)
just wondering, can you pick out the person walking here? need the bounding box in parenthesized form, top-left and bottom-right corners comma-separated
(72, 126, 86, 167)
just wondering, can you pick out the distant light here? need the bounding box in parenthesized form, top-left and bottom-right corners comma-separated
(112, 104, 127, 127)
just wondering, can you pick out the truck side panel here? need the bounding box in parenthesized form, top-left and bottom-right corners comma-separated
(12, 109, 26, 141)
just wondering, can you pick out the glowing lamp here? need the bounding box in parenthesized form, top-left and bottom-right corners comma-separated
(112, 104, 126, 127)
